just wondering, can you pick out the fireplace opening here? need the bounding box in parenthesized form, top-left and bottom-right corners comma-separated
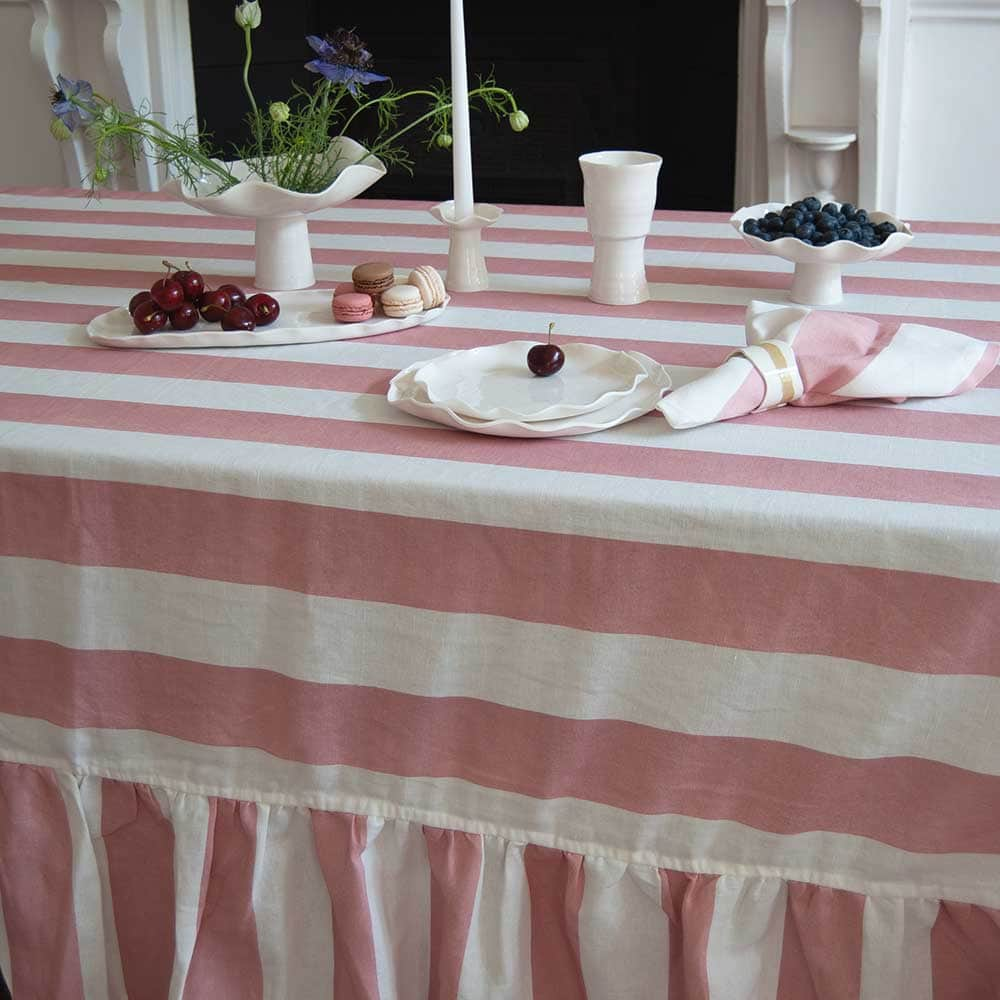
(189, 3, 740, 210)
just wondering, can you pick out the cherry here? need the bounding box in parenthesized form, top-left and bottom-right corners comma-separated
(221, 305, 256, 332)
(217, 284, 246, 309)
(245, 293, 280, 327)
(172, 261, 205, 302)
(168, 301, 199, 330)
(199, 289, 231, 323)
(527, 322, 565, 376)
(150, 276, 185, 312)
(133, 302, 168, 335)
(129, 290, 153, 315)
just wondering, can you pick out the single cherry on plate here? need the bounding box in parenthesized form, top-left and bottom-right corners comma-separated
(527, 322, 565, 377)
(150, 262, 186, 312)
(199, 289, 231, 323)
(245, 293, 280, 327)
(168, 301, 199, 330)
(129, 290, 153, 315)
(221, 305, 256, 332)
(217, 283, 246, 309)
(171, 260, 205, 302)
(133, 302, 168, 335)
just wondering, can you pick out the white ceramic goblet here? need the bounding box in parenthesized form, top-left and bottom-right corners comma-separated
(579, 150, 662, 305)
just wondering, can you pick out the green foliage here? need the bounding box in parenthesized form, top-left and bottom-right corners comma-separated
(52, 28, 526, 196)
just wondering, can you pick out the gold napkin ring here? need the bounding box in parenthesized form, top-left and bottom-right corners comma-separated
(728, 340, 804, 411)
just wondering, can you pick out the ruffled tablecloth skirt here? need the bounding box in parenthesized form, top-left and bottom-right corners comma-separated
(1, 762, 997, 1000)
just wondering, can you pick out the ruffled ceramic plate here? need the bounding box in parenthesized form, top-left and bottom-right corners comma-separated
(389, 350, 671, 438)
(86, 291, 449, 349)
(413, 341, 649, 422)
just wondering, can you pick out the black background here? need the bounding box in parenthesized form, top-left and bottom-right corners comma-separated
(190, 3, 740, 210)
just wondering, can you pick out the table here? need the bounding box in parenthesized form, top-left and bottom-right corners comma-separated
(0, 188, 998, 1000)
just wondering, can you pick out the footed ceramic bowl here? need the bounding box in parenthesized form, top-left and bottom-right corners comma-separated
(163, 136, 386, 291)
(730, 201, 914, 306)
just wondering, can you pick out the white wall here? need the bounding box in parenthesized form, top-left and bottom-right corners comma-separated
(740, 0, 1000, 221)
(897, 0, 1000, 220)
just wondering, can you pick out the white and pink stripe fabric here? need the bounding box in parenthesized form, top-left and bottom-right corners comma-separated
(659, 300, 1000, 429)
(1, 188, 999, 999)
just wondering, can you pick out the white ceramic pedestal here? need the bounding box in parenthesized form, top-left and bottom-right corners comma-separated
(579, 151, 662, 306)
(254, 215, 315, 291)
(789, 260, 845, 306)
(429, 201, 503, 292)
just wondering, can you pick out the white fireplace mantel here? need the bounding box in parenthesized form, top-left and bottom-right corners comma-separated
(736, 0, 1000, 220)
(0, 0, 196, 190)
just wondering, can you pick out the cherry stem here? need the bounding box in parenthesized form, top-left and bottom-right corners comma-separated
(547, 321, 555, 344)
(161, 259, 176, 275)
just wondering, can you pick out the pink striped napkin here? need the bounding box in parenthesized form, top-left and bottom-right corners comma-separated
(658, 300, 1000, 429)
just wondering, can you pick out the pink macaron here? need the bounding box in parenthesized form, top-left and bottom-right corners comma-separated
(332, 292, 374, 323)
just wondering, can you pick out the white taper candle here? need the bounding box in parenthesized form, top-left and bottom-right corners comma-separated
(450, 0, 474, 220)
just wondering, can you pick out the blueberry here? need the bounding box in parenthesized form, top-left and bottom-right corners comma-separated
(846, 220, 861, 232)
(803, 196, 822, 212)
(840, 202, 857, 218)
(814, 213, 837, 232)
(758, 232, 775, 241)
(743, 219, 761, 234)
(764, 211, 781, 222)
(876, 221, 897, 236)
(836, 228, 853, 240)
(860, 225, 875, 238)
(795, 222, 816, 239)
(821, 202, 839, 217)
(836, 213, 847, 226)
(783, 217, 800, 233)
(854, 210, 868, 226)
(764, 218, 783, 232)
(791, 200, 805, 211)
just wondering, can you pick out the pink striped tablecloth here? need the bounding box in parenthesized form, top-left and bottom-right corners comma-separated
(1, 188, 999, 1000)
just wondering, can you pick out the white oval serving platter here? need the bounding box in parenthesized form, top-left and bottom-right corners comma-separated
(86, 290, 449, 349)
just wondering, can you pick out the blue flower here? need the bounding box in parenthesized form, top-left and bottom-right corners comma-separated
(304, 31, 388, 96)
(50, 75, 96, 132)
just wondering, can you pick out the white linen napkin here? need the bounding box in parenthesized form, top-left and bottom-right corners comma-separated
(658, 300, 1000, 429)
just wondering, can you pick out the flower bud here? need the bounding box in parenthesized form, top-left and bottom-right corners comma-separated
(101, 104, 120, 125)
(436, 132, 453, 149)
(234, 1, 261, 29)
(509, 110, 529, 133)
(49, 116, 72, 141)
(269, 101, 290, 123)
(93, 165, 110, 184)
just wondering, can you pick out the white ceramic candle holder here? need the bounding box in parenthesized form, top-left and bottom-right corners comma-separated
(579, 151, 662, 306)
(429, 201, 503, 293)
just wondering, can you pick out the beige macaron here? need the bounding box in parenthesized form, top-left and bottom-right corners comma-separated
(380, 283, 424, 318)
(408, 265, 446, 310)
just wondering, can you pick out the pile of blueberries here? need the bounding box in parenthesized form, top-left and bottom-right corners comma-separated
(741, 197, 899, 247)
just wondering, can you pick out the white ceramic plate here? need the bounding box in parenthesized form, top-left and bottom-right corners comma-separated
(413, 340, 649, 421)
(389, 350, 671, 438)
(86, 291, 449, 349)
